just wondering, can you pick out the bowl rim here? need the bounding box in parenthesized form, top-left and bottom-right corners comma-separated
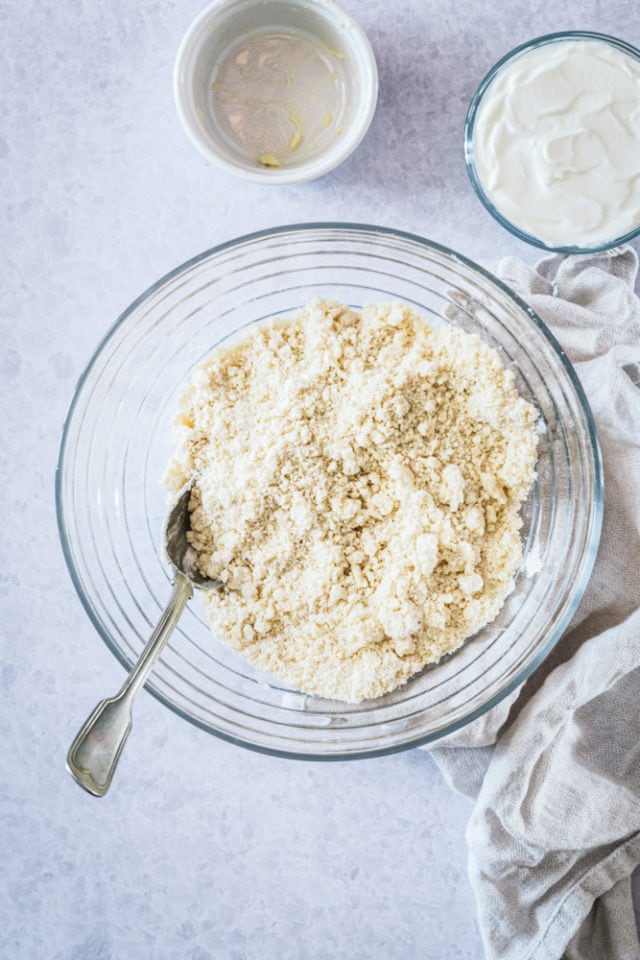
(56, 222, 604, 760)
(464, 30, 640, 254)
(173, 0, 379, 185)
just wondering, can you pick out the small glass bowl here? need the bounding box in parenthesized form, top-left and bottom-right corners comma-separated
(464, 30, 640, 254)
(56, 224, 603, 760)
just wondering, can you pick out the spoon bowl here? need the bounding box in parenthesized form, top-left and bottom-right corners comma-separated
(165, 483, 220, 588)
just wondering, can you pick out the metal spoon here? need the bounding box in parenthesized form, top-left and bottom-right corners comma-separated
(66, 483, 219, 797)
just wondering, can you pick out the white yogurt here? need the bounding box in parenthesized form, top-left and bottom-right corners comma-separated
(471, 38, 640, 247)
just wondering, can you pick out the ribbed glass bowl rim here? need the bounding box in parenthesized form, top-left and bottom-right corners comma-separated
(55, 222, 604, 760)
(464, 30, 640, 254)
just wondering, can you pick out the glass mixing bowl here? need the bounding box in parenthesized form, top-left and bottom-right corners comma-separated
(56, 224, 603, 759)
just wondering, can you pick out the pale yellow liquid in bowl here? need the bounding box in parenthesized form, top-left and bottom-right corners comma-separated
(210, 28, 350, 168)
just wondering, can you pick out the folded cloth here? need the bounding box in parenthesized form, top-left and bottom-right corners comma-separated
(428, 247, 640, 960)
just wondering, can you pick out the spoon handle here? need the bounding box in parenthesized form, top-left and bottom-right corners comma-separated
(66, 572, 193, 797)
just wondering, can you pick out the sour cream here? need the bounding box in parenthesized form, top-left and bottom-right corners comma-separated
(470, 37, 640, 247)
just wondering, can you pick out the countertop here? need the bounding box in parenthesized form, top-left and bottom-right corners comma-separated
(2, 1, 639, 958)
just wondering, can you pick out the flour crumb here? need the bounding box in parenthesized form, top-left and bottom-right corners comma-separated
(165, 300, 538, 703)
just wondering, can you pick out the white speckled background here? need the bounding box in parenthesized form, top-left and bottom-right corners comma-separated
(2, 1, 640, 957)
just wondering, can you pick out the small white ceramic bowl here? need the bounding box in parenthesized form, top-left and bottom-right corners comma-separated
(174, 0, 378, 184)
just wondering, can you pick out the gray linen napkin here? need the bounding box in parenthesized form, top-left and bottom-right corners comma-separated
(428, 247, 640, 960)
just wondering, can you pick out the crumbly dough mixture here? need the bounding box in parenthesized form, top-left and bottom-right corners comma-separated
(165, 300, 538, 703)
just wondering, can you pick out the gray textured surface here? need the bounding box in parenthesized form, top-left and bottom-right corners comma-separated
(2, 1, 639, 958)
